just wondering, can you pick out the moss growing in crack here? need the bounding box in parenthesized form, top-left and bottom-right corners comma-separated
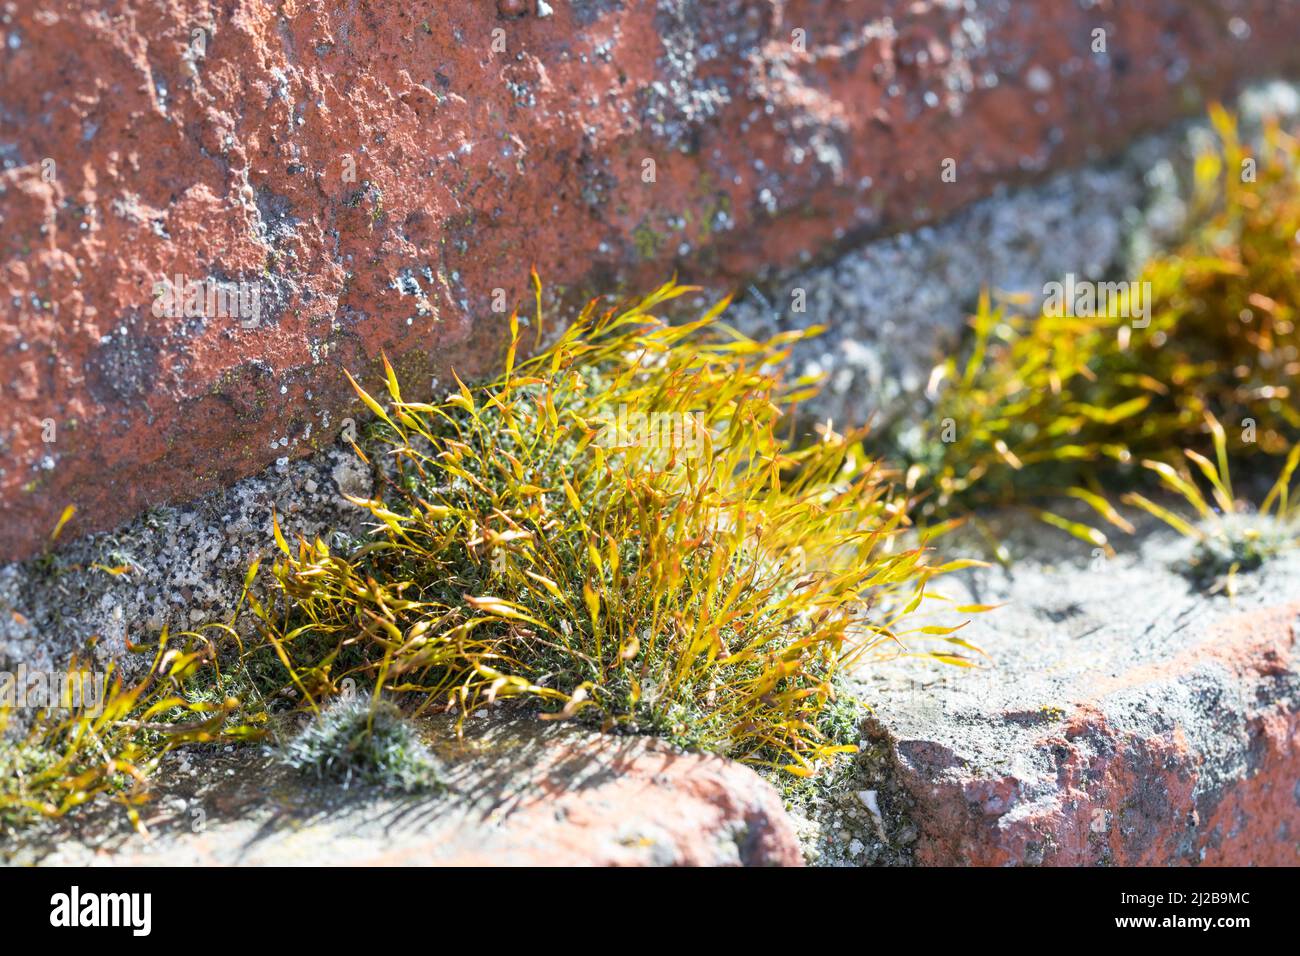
(769, 680, 866, 808)
(0, 505, 274, 832)
(773, 692, 921, 866)
(280, 697, 442, 792)
(11, 102, 1300, 834)
(1124, 414, 1300, 594)
(0, 635, 263, 831)
(246, 275, 976, 777)
(888, 107, 1300, 553)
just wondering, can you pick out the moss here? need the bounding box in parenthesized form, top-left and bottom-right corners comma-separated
(9, 100, 1300, 833)
(774, 697, 922, 866)
(0, 741, 61, 827)
(280, 698, 442, 792)
(1182, 516, 1291, 586)
(0, 639, 258, 830)
(247, 276, 970, 775)
(770, 682, 865, 807)
(1123, 417, 1299, 592)
(886, 107, 1300, 557)
(632, 220, 663, 259)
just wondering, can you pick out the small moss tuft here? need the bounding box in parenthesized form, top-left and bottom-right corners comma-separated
(1123, 414, 1299, 592)
(280, 698, 442, 792)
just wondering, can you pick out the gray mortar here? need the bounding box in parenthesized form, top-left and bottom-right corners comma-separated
(0, 439, 373, 695)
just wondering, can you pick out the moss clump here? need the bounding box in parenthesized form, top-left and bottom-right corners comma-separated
(0, 639, 260, 830)
(1180, 514, 1292, 588)
(0, 739, 61, 824)
(248, 277, 973, 777)
(890, 108, 1300, 550)
(1123, 414, 1299, 593)
(2, 278, 972, 831)
(280, 698, 442, 792)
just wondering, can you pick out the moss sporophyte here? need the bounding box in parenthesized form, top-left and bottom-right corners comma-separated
(255, 275, 982, 775)
(5, 102, 1300, 828)
(1, 274, 984, 827)
(886, 107, 1300, 553)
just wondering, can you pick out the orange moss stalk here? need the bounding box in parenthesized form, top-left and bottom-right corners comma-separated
(252, 277, 976, 776)
(894, 106, 1300, 548)
(0, 633, 260, 829)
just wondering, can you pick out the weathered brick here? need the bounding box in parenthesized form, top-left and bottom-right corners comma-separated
(4, 1, 1300, 557)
